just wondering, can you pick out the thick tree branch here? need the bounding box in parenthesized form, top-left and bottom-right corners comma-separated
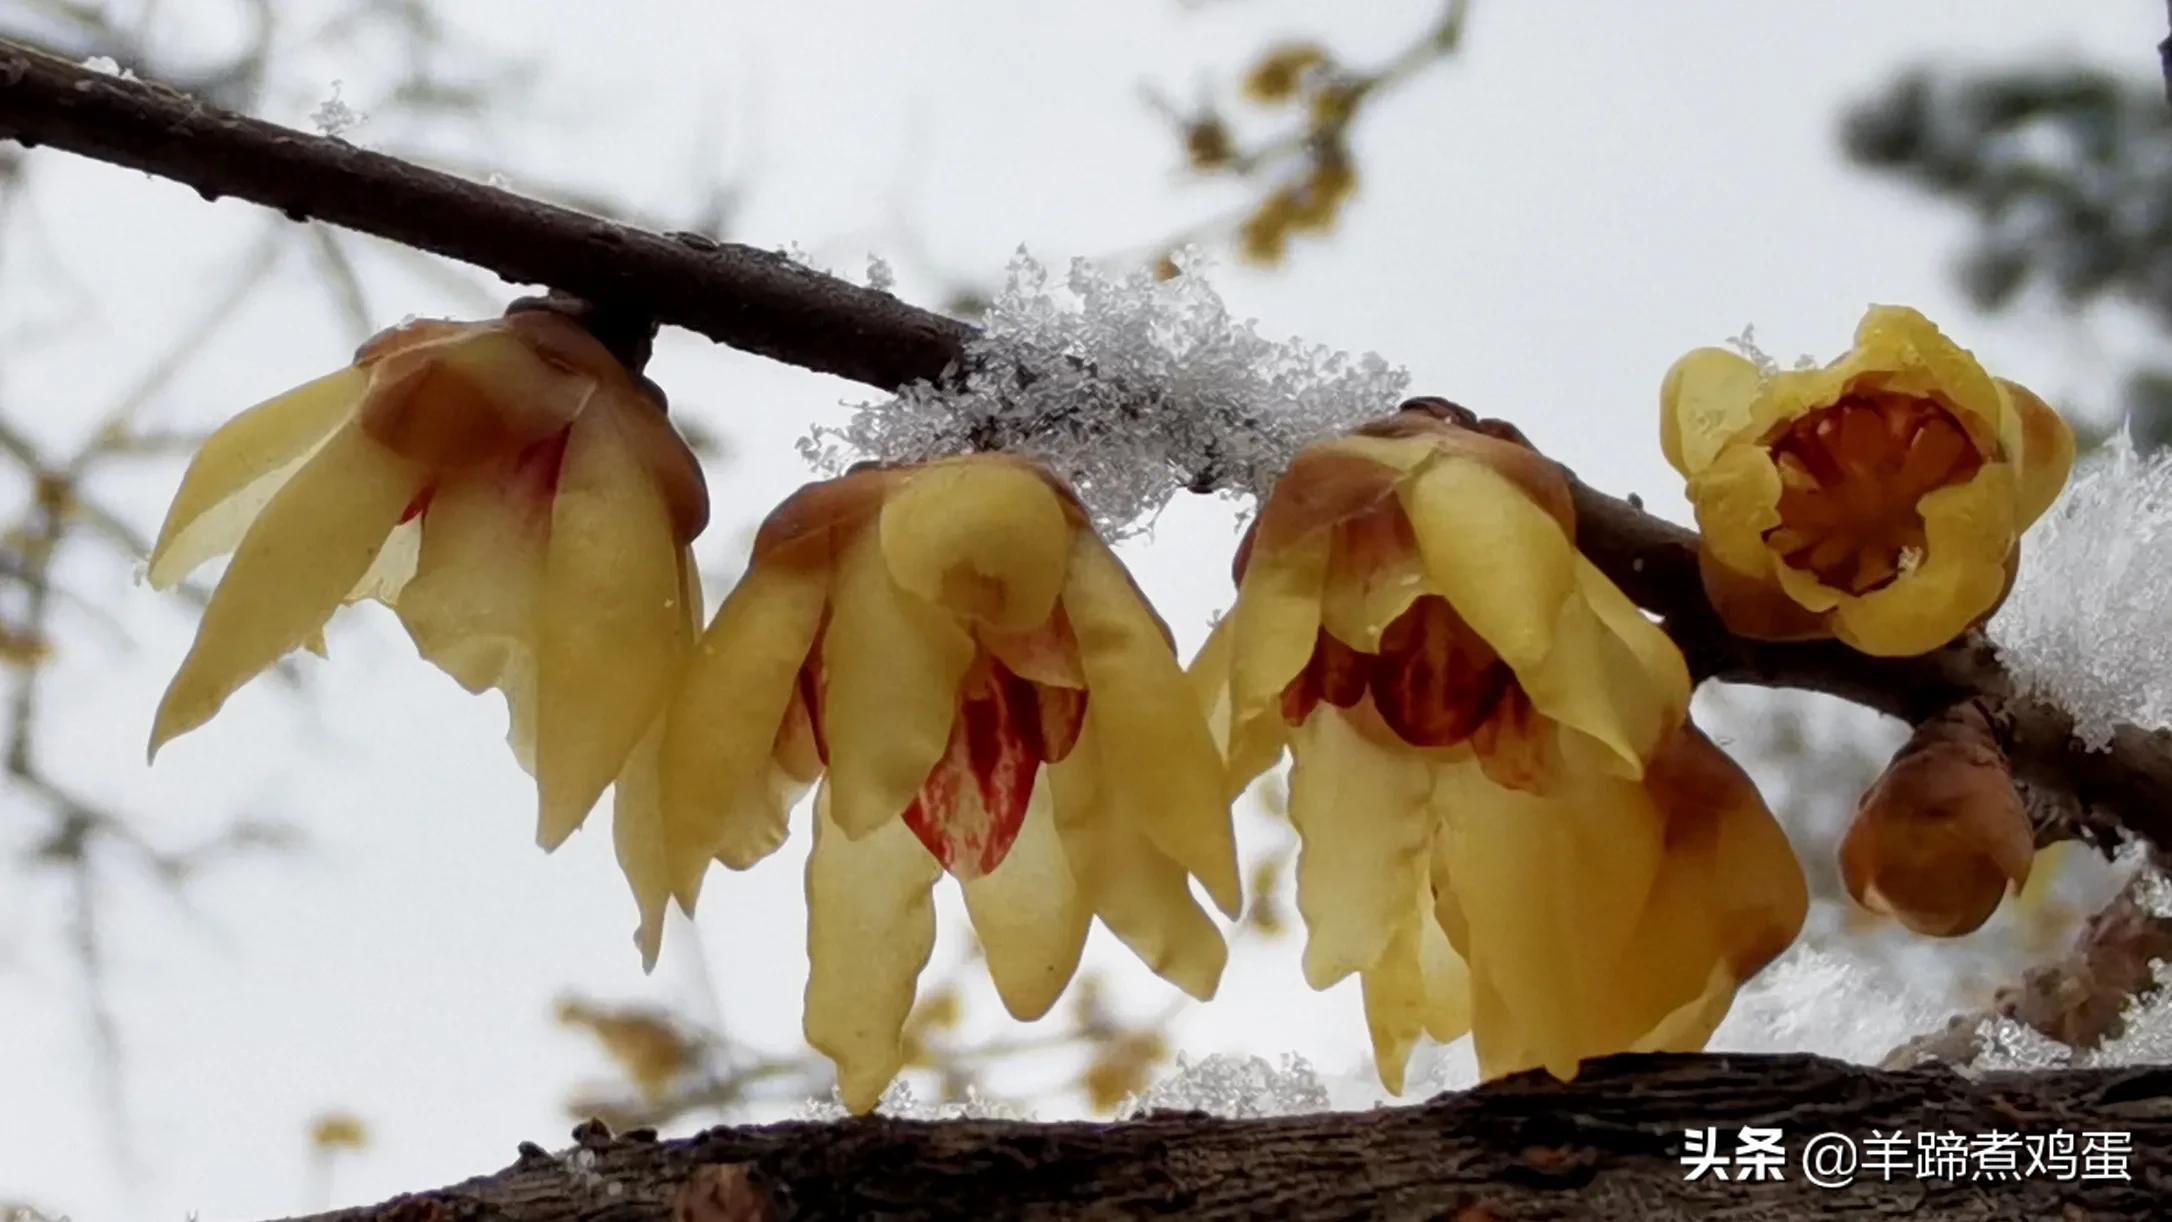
(5, 40, 2172, 849)
(273, 1053, 2170, 1221)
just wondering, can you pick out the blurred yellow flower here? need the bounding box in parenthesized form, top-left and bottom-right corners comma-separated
(1192, 400, 1807, 1091)
(146, 307, 708, 866)
(307, 1112, 370, 1152)
(656, 453, 1238, 1112)
(1661, 306, 2073, 656)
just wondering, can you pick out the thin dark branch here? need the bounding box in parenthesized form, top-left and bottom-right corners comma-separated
(0, 41, 971, 391)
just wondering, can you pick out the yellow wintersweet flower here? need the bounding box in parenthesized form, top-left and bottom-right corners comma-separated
(146, 307, 709, 864)
(1661, 306, 2074, 656)
(655, 453, 1239, 1112)
(1192, 400, 1807, 1091)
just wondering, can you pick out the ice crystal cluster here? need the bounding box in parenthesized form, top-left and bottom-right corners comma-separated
(798, 248, 1410, 538)
(792, 1080, 1031, 1122)
(1120, 1052, 1331, 1119)
(1990, 431, 2172, 748)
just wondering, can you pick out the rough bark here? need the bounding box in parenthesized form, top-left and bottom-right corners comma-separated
(272, 1053, 2171, 1221)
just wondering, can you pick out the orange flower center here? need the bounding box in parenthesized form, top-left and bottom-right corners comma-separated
(1280, 595, 1547, 791)
(1762, 392, 1983, 595)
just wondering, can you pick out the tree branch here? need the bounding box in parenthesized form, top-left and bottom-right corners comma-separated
(4, 41, 2171, 849)
(269, 1053, 2169, 1221)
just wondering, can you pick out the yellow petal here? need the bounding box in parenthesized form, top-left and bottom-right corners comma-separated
(1188, 616, 1291, 803)
(1287, 708, 1434, 988)
(535, 409, 684, 849)
(1659, 347, 1765, 478)
(1432, 759, 1662, 1080)
(1516, 559, 1690, 775)
(1846, 305, 2004, 435)
(822, 521, 976, 839)
(614, 716, 673, 972)
(1359, 874, 1472, 1096)
(1996, 379, 2075, 528)
(661, 536, 830, 895)
(150, 423, 423, 758)
(1228, 528, 1327, 737)
(1399, 456, 1576, 673)
(1685, 444, 1792, 599)
(1359, 911, 1427, 1096)
(1062, 535, 1240, 916)
(1048, 722, 1228, 1001)
(804, 782, 941, 1114)
(395, 465, 547, 760)
(1831, 464, 2017, 656)
(959, 777, 1091, 1021)
(879, 458, 1073, 633)
(1418, 904, 1473, 1044)
(148, 367, 366, 589)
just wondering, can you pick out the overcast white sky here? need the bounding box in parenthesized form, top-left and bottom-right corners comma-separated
(0, 2, 2162, 1218)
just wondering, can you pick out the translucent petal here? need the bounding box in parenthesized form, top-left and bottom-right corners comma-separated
(1359, 910, 1427, 1097)
(804, 783, 941, 1114)
(1659, 347, 1764, 478)
(1229, 529, 1328, 738)
(1832, 465, 2018, 656)
(149, 423, 422, 758)
(1185, 617, 1289, 801)
(959, 776, 1091, 1021)
(1516, 559, 1690, 776)
(823, 521, 976, 839)
(1432, 759, 1662, 1080)
(535, 409, 684, 850)
(1848, 305, 2004, 433)
(661, 535, 829, 896)
(1399, 456, 1575, 673)
(1287, 707, 1434, 988)
(1062, 535, 1239, 916)
(396, 465, 548, 743)
(879, 458, 1073, 632)
(614, 717, 672, 972)
(1995, 379, 2075, 529)
(148, 367, 364, 589)
(1685, 445, 1791, 600)
(1048, 723, 1227, 1001)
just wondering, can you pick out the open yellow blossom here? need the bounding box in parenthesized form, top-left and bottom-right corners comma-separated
(146, 306, 709, 868)
(1192, 399, 1807, 1091)
(656, 453, 1239, 1112)
(1661, 306, 2074, 656)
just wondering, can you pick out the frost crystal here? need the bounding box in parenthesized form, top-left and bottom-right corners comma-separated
(1725, 323, 1779, 377)
(1990, 431, 2172, 748)
(1708, 943, 1964, 1064)
(80, 55, 135, 79)
(866, 255, 896, 293)
(793, 1080, 1030, 1121)
(1121, 1052, 1330, 1118)
(799, 248, 1410, 538)
(1969, 1016, 2074, 1071)
(310, 81, 367, 139)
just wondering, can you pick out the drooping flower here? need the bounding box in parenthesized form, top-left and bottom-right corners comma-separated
(1661, 306, 2074, 656)
(655, 453, 1239, 1112)
(1191, 399, 1807, 1091)
(146, 305, 709, 863)
(1840, 700, 2034, 937)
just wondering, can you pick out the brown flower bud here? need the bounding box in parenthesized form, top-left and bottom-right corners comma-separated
(1840, 700, 2033, 937)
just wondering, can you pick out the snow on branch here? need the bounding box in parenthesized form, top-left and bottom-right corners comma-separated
(802, 249, 1407, 535)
